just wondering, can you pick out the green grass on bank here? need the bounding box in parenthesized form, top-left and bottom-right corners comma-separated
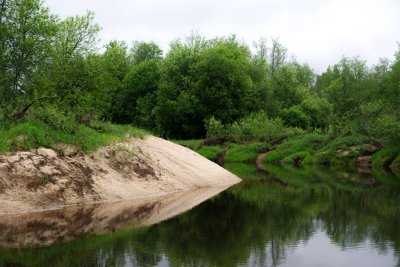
(196, 146, 223, 161)
(174, 134, 400, 171)
(173, 139, 204, 150)
(173, 140, 222, 161)
(0, 120, 147, 153)
(372, 146, 400, 168)
(313, 135, 371, 166)
(264, 133, 325, 164)
(224, 143, 270, 162)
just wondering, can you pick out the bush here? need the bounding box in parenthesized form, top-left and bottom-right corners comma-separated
(30, 106, 77, 133)
(208, 111, 304, 142)
(357, 100, 400, 146)
(281, 106, 311, 129)
(205, 116, 226, 139)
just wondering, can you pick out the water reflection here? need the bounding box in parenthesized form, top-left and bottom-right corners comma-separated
(0, 186, 231, 248)
(0, 164, 399, 267)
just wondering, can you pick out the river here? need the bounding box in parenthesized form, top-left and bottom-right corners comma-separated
(0, 163, 399, 267)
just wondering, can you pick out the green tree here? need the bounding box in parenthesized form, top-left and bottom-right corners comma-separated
(0, 0, 57, 119)
(111, 41, 162, 128)
(155, 35, 252, 139)
(38, 11, 101, 120)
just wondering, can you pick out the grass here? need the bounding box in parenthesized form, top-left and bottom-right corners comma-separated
(195, 146, 223, 161)
(390, 155, 400, 172)
(264, 133, 325, 165)
(173, 139, 204, 150)
(371, 146, 400, 168)
(313, 135, 370, 166)
(282, 151, 312, 165)
(224, 142, 270, 162)
(174, 133, 399, 171)
(0, 120, 147, 153)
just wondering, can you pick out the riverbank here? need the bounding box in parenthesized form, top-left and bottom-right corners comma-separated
(0, 136, 240, 215)
(175, 133, 400, 173)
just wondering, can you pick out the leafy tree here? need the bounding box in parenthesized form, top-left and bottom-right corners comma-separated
(0, 0, 57, 119)
(155, 36, 252, 139)
(96, 41, 130, 120)
(131, 41, 162, 64)
(110, 41, 162, 129)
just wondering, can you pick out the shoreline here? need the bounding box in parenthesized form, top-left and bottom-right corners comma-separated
(0, 136, 241, 215)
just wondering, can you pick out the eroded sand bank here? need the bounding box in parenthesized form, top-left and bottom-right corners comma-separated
(0, 136, 240, 215)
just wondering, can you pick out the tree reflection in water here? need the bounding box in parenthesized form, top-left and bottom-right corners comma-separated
(0, 163, 399, 267)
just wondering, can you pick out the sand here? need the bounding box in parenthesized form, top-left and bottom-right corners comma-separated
(0, 136, 241, 215)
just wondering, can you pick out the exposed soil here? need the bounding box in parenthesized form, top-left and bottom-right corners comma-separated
(0, 136, 241, 215)
(256, 152, 267, 171)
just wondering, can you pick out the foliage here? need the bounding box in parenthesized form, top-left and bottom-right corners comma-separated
(173, 139, 204, 150)
(263, 133, 325, 164)
(195, 145, 223, 161)
(313, 135, 370, 166)
(0, 120, 147, 153)
(224, 142, 270, 162)
(0, 0, 399, 161)
(206, 111, 304, 142)
(371, 146, 400, 168)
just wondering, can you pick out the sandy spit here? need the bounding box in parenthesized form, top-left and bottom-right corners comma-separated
(0, 136, 241, 215)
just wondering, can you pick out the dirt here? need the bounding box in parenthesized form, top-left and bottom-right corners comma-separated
(0, 136, 241, 215)
(256, 152, 267, 171)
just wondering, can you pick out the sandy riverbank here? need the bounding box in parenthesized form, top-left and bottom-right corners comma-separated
(0, 136, 240, 215)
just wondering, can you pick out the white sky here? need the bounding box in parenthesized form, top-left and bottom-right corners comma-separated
(45, 0, 400, 72)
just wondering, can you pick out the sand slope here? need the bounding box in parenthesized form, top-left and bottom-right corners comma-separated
(0, 136, 240, 215)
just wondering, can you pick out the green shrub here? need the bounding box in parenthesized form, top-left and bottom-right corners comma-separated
(205, 111, 304, 142)
(30, 106, 77, 133)
(205, 116, 226, 139)
(281, 106, 311, 129)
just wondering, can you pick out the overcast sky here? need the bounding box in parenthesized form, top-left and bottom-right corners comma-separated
(45, 0, 399, 72)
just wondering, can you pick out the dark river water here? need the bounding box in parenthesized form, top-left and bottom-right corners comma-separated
(0, 163, 399, 267)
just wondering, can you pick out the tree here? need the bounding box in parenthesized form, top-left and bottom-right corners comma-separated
(0, 0, 57, 119)
(155, 36, 252, 139)
(131, 41, 162, 64)
(111, 41, 162, 128)
(42, 11, 100, 116)
(269, 38, 287, 76)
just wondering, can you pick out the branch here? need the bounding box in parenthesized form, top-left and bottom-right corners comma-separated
(12, 95, 57, 121)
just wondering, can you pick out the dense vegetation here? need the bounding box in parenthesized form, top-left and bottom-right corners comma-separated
(0, 0, 399, 166)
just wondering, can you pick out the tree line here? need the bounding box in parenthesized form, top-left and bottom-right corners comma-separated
(1, 0, 399, 145)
